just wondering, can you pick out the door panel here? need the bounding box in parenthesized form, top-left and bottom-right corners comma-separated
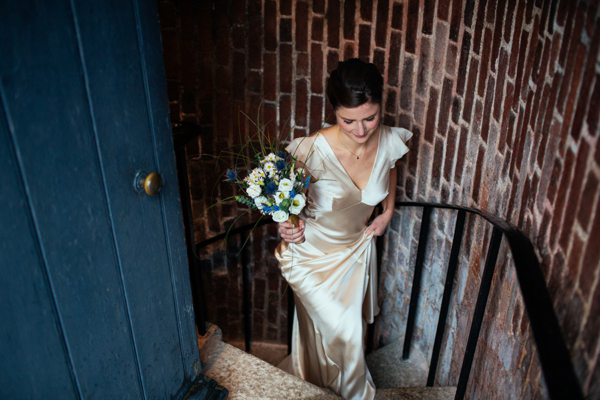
(0, 1, 198, 398)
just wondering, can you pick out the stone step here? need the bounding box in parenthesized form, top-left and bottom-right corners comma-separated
(366, 338, 430, 389)
(198, 325, 338, 399)
(375, 387, 457, 399)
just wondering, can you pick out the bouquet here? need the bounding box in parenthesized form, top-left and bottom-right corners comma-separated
(225, 151, 311, 229)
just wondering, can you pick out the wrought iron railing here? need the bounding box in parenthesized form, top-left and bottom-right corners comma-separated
(173, 122, 582, 399)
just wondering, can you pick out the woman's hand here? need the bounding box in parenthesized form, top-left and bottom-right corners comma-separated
(278, 219, 306, 243)
(365, 212, 392, 237)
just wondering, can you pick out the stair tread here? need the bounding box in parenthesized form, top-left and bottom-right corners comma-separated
(199, 325, 338, 399)
(375, 387, 457, 399)
(366, 338, 430, 389)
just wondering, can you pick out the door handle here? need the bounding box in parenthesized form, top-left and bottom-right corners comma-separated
(134, 171, 162, 196)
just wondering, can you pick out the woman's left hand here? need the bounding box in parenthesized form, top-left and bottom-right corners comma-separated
(366, 212, 393, 237)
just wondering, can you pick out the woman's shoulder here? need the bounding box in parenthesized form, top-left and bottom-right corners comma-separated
(380, 124, 413, 143)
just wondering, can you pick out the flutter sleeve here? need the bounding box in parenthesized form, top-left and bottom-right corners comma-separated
(285, 134, 318, 164)
(389, 126, 413, 168)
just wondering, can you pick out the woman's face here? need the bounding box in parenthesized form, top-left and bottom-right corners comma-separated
(335, 102, 381, 144)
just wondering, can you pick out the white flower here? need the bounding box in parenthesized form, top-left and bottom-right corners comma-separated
(278, 178, 293, 192)
(254, 196, 268, 210)
(272, 210, 289, 222)
(263, 162, 276, 177)
(289, 193, 306, 214)
(262, 153, 281, 163)
(246, 184, 262, 198)
(274, 191, 288, 204)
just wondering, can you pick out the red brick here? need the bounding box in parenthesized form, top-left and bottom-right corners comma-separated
(295, 79, 308, 126)
(550, 148, 576, 247)
(385, 89, 397, 114)
(420, 1, 436, 34)
(424, 87, 439, 143)
(503, 0, 517, 44)
(558, 1, 579, 68)
(436, 0, 449, 21)
(248, 19, 262, 69)
(518, 176, 531, 227)
(264, 0, 277, 51)
(455, 126, 469, 183)
(456, 31, 472, 96)
(279, 44, 292, 93)
(400, 57, 414, 111)
(327, 50, 339, 75)
(310, 96, 324, 133)
(559, 140, 591, 250)
(392, 3, 404, 30)
(561, 44, 587, 142)
(311, 43, 324, 93)
(438, 77, 454, 135)
(506, 176, 519, 224)
(405, 0, 419, 53)
(433, 23, 448, 85)
(344, 0, 357, 39)
(280, 0, 292, 15)
(361, 0, 373, 21)
(359, 24, 371, 61)
(327, 0, 341, 48)
(416, 37, 431, 96)
(509, 104, 525, 176)
(572, 23, 600, 140)
(505, 109, 517, 152)
(478, 28, 493, 97)
(247, 0, 262, 15)
(312, 17, 324, 41)
(313, 0, 325, 13)
(232, 26, 246, 49)
(525, 0, 535, 24)
(473, 0, 488, 54)
(344, 43, 355, 59)
(452, 96, 461, 124)
(408, 128, 420, 176)
(588, 75, 600, 136)
(576, 172, 599, 233)
(388, 30, 403, 87)
(277, 19, 291, 42)
(464, 0, 476, 27)
(462, 58, 480, 123)
(446, 42, 458, 76)
(376, 0, 391, 47)
(545, 157, 562, 206)
(233, 52, 246, 101)
(161, 30, 179, 80)
(508, 0, 526, 78)
(263, 53, 277, 101)
(512, 30, 530, 110)
(472, 144, 486, 203)
(432, 137, 444, 190)
(580, 202, 600, 300)
(493, 49, 509, 122)
(263, 105, 277, 138)
(490, 0, 506, 73)
(537, 73, 562, 168)
(373, 48, 386, 75)
(295, 1, 309, 52)
(444, 126, 458, 182)
(297, 53, 309, 76)
(480, 77, 495, 143)
(279, 95, 292, 135)
(449, 0, 462, 41)
(498, 82, 514, 154)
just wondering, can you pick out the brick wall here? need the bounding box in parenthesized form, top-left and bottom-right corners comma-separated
(158, 0, 600, 398)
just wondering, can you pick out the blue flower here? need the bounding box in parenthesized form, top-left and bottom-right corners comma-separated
(225, 169, 237, 181)
(276, 160, 285, 171)
(265, 181, 278, 195)
(278, 151, 286, 159)
(304, 175, 311, 188)
(273, 205, 280, 211)
(290, 189, 296, 198)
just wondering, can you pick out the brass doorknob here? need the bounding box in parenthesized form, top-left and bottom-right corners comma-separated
(134, 171, 163, 196)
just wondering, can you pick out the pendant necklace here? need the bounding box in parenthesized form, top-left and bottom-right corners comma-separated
(337, 130, 364, 160)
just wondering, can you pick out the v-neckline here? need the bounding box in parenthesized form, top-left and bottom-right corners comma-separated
(318, 128, 382, 192)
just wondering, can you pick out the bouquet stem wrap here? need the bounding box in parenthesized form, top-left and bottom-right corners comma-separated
(287, 214, 305, 244)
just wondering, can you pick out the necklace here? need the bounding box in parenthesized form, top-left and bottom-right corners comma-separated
(337, 130, 365, 160)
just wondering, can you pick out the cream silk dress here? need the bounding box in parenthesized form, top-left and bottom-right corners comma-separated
(274, 125, 412, 400)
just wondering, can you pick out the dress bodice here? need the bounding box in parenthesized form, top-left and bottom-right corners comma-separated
(286, 125, 412, 252)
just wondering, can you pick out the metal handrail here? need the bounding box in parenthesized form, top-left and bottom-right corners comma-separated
(395, 201, 582, 400)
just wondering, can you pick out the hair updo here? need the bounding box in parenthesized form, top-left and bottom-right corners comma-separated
(326, 58, 384, 110)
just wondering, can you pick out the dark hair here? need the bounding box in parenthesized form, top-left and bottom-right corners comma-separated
(326, 58, 384, 110)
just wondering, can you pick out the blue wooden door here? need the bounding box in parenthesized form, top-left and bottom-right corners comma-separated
(0, 1, 199, 399)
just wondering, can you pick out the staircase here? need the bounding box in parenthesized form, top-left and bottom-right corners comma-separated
(199, 324, 456, 399)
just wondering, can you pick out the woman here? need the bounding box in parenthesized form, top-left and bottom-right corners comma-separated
(275, 58, 412, 400)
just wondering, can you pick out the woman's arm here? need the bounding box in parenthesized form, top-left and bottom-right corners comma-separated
(366, 162, 398, 236)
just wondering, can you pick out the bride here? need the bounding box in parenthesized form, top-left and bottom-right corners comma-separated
(275, 58, 412, 400)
